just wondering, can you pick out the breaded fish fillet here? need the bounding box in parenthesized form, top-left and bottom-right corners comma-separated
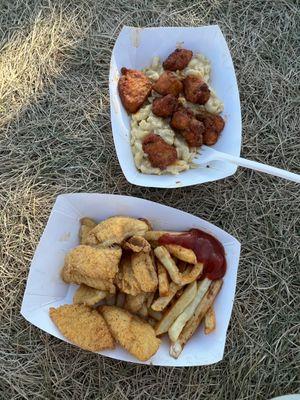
(115, 255, 143, 296)
(49, 304, 115, 352)
(79, 217, 97, 244)
(61, 245, 121, 292)
(100, 306, 160, 361)
(85, 216, 149, 246)
(73, 284, 107, 306)
(131, 251, 158, 292)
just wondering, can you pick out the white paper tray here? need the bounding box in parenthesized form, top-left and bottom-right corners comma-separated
(21, 193, 241, 366)
(109, 25, 242, 188)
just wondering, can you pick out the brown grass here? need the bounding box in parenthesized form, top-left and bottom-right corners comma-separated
(0, 0, 299, 399)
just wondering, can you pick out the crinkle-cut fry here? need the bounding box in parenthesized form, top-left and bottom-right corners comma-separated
(123, 236, 151, 253)
(106, 293, 116, 306)
(116, 292, 126, 308)
(204, 306, 216, 335)
(165, 244, 197, 264)
(169, 279, 223, 359)
(155, 282, 197, 335)
(131, 251, 158, 292)
(79, 218, 97, 244)
(154, 246, 203, 285)
(144, 231, 183, 246)
(151, 282, 180, 312)
(73, 284, 108, 306)
(148, 309, 163, 321)
(168, 278, 211, 342)
(125, 293, 147, 313)
(157, 261, 169, 296)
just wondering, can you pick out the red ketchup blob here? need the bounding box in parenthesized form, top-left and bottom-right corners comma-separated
(158, 229, 226, 280)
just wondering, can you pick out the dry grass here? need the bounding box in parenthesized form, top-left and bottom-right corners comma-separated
(0, 0, 299, 399)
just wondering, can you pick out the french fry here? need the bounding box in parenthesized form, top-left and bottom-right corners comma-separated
(154, 246, 203, 285)
(204, 306, 216, 334)
(116, 291, 126, 308)
(148, 309, 163, 321)
(157, 261, 169, 296)
(168, 278, 211, 342)
(124, 293, 147, 313)
(151, 282, 180, 312)
(123, 236, 151, 253)
(155, 282, 197, 336)
(169, 279, 223, 359)
(144, 231, 183, 246)
(165, 244, 197, 264)
(105, 293, 116, 306)
(73, 284, 107, 306)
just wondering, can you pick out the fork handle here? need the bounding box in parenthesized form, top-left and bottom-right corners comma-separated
(216, 152, 300, 183)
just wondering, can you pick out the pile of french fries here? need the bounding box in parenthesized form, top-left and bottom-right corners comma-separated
(76, 219, 223, 359)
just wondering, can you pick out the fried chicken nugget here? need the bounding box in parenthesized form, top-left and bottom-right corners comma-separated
(152, 94, 178, 118)
(100, 306, 161, 361)
(170, 107, 194, 130)
(73, 284, 107, 306)
(61, 245, 121, 292)
(118, 68, 152, 114)
(196, 110, 225, 145)
(181, 119, 204, 147)
(183, 75, 210, 105)
(152, 71, 183, 97)
(142, 133, 178, 169)
(85, 216, 149, 246)
(163, 48, 193, 71)
(49, 304, 115, 352)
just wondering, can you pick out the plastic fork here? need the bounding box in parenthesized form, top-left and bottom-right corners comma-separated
(198, 145, 300, 183)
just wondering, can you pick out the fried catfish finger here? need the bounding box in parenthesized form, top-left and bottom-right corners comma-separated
(118, 68, 152, 113)
(131, 251, 158, 292)
(73, 284, 108, 306)
(49, 304, 115, 352)
(163, 49, 193, 71)
(142, 133, 178, 169)
(79, 217, 97, 244)
(152, 71, 183, 97)
(85, 216, 149, 246)
(100, 305, 161, 361)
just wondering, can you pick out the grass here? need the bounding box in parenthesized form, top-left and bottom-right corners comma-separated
(0, 0, 299, 399)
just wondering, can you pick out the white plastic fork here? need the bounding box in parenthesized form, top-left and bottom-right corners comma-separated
(199, 145, 300, 183)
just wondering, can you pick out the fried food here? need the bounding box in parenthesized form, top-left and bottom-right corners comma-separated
(122, 235, 151, 253)
(100, 306, 161, 361)
(144, 230, 183, 246)
(151, 282, 180, 312)
(85, 216, 149, 246)
(124, 293, 147, 313)
(196, 110, 225, 145)
(73, 284, 107, 306)
(180, 118, 204, 147)
(154, 246, 203, 285)
(105, 293, 116, 306)
(152, 71, 183, 97)
(148, 309, 163, 321)
(142, 133, 178, 169)
(131, 251, 158, 292)
(164, 244, 197, 264)
(79, 217, 97, 245)
(118, 68, 152, 113)
(204, 306, 216, 334)
(163, 48, 193, 71)
(49, 304, 115, 352)
(115, 255, 143, 296)
(183, 75, 210, 105)
(152, 94, 178, 118)
(61, 245, 121, 292)
(155, 282, 197, 335)
(116, 292, 126, 308)
(169, 279, 222, 358)
(157, 261, 169, 296)
(170, 107, 194, 130)
(168, 278, 211, 342)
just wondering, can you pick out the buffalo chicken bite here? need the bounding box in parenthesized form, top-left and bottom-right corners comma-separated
(118, 68, 152, 113)
(152, 71, 183, 97)
(183, 75, 210, 105)
(152, 94, 178, 118)
(163, 48, 193, 71)
(142, 133, 178, 169)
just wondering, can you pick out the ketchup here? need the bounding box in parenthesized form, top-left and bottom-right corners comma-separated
(158, 229, 226, 280)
